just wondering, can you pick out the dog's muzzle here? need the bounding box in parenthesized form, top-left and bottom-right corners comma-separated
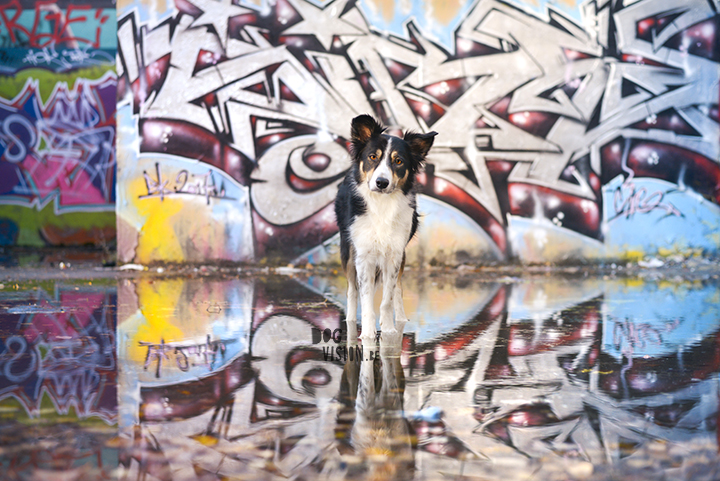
(369, 160, 393, 193)
(370, 177, 392, 193)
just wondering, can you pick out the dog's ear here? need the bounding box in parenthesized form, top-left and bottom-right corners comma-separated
(351, 115, 384, 143)
(404, 131, 437, 160)
(350, 115, 384, 159)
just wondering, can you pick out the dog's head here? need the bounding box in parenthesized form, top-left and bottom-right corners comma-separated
(350, 115, 437, 194)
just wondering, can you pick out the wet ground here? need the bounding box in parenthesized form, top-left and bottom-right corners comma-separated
(0, 253, 719, 480)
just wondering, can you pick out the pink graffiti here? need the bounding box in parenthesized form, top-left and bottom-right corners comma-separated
(0, 287, 116, 422)
(22, 290, 107, 343)
(20, 153, 108, 206)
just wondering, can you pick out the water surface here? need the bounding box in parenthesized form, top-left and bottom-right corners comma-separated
(1, 271, 718, 480)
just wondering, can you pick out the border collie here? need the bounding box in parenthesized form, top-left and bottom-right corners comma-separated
(335, 115, 437, 341)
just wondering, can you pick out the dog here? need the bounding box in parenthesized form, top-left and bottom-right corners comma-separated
(335, 115, 436, 341)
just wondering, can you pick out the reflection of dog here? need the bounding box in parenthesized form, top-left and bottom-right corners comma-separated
(335, 115, 436, 340)
(336, 326, 413, 479)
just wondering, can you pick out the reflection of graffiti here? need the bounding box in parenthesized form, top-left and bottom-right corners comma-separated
(117, 274, 720, 479)
(249, 278, 345, 416)
(117, 0, 719, 263)
(118, 276, 345, 477)
(612, 317, 679, 355)
(140, 335, 228, 377)
(0, 280, 119, 481)
(0, 284, 117, 423)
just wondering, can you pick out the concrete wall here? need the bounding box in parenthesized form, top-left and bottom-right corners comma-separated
(99, 0, 720, 263)
(0, 0, 117, 247)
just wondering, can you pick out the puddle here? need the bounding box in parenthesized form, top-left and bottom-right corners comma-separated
(0, 273, 718, 480)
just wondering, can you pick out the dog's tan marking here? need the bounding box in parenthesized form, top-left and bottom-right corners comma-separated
(358, 161, 369, 183)
(391, 253, 408, 327)
(395, 168, 409, 191)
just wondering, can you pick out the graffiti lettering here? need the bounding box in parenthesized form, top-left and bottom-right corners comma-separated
(63, 43, 113, 65)
(22, 44, 59, 65)
(0, 0, 109, 48)
(140, 336, 227, 378)
(613, 180, 682, 219)
(612, 318, 681, 358)
(2, 113, 35, 163)
(0, 335, 37, 383)
(142, 163, 231, 204)
(22, 42, 114, 70)
(37, 337, 106, 403)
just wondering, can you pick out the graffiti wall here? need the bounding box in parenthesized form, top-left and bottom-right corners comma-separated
(116, 0, 719, 265)
(0, 0, 117, 247)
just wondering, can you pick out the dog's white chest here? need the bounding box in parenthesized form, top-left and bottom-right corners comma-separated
(350, 187, 414, 258)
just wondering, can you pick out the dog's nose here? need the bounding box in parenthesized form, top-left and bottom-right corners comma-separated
(376, 177, 389, 190)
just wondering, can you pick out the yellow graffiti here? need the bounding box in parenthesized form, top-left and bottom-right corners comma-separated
(124, 277, 234, 367)
(128, 175, 186, 263)
(126, 278, 186, 364)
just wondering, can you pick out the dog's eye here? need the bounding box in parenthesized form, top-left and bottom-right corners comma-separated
(394, 158, 403, 165)
(369, 154, 377, 161)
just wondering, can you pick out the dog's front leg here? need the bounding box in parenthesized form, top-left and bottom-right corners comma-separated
(379, 256, 402, 334)
(393, 253, 409, 326)
(345, 255, 359, 340)
(356, 256, 377, 341)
